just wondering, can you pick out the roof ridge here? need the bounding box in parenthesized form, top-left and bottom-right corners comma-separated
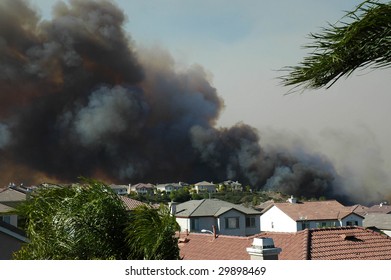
(186, 232, 251, 240)
(189, 199, 206, 216)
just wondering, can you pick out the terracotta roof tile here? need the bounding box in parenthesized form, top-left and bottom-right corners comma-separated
(308, 227, 391, 260)
(367, 204, 391, 214)
(179, 233, 253, 260)
(179, 227, 391, 260)
(119, 196, 146, 210)
(274, 200, 356, 221)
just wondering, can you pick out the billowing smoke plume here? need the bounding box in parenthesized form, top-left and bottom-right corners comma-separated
(0, 0, 351, 202)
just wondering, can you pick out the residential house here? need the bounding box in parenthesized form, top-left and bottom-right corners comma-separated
(109, 184, 128, 195)
(218, 180, 243, 192)
(179, 226, 391, 260)
(119, 196, 147, 211)
(173, 199, 261, 236)
(348, 204, 369, 216)
(366, 202, 391, 214)
(193, 181, 216, 194)
(260, 198, 364, 232)
(128, 183, 155, 195)
(254, 199, 274, 212)
(0, 187, 27, 228)
(363, 213, 391, 237)
(155, 183, 184, 194)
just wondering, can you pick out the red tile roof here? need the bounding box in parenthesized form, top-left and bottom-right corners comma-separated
(179, 227, 391, 260)
(257, 231, 308, 260)
(273, 200, 362, 221)
(119, 196, 146, 210)
(367, 204, 391, 214)
(307, 227, 391, 260)
(179, 232, 253, 260)
(348, 204, 369, 216)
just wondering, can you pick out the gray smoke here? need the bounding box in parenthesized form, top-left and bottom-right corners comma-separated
(0, 123, 11, 148)
(0, 0, 354, 203)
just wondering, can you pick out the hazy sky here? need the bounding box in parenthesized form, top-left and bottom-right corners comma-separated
(29, 0, 391, 202)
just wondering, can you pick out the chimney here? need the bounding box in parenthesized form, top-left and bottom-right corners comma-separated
(287, 195, 297, 204)
(169, 201, 178, 215)
(246, 238, 282, 260)
(212, 225, 217, 239)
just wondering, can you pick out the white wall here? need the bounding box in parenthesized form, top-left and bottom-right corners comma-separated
(341, 214, 363, 227)
(176, 217, 190, 232)
(261, 206, 297, 232)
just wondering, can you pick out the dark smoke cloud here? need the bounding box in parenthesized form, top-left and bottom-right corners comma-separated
(0, 0, 351, 202)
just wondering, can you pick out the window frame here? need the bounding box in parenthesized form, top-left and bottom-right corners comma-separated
(245, 216, 256, 228)
(225, 217, 240, 229)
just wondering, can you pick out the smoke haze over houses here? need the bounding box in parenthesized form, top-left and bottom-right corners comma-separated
(0, 0, 390, 205)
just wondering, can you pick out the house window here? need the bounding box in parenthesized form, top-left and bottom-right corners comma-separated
(346, 221, 358, 226)
(246, 217, 256, 228)
(225, 217, 239, 229)
(190, 218, 199, 231)
(316, 221, 336, 228)
(2, 215, 11, 224)
(316, 222, 328, 228)
(301, 222, 310, 230)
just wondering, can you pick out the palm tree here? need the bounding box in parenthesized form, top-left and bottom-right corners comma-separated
(126, 204, 180, 260)
(13, 178, 180, 260)
(280, 0, 391, 92)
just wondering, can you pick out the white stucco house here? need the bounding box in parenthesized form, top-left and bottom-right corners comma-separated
(218, 180, 243, 191)
(260, 198, 364, 233)
(173, 199, 261, 236)
(128, 183, 155, 195)
(193, 181, 217, 194)
(155, 183, 184, 193)
(109, 184, 128, 195)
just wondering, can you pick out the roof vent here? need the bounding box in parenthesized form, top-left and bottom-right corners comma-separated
(340, 234, 362, 242)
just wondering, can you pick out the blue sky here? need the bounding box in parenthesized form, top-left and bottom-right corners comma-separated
(30, 0, 391, 201)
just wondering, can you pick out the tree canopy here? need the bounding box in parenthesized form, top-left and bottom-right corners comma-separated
(280, 0, 391, 92)
(13, 178, 180, 260)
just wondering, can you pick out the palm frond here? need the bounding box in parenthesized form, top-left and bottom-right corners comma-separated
(280, 0, 391, 92)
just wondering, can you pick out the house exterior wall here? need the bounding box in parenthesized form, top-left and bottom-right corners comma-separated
(383, 230, 391, 237)
(261, 206, 297, 232)
(0, 231, 24, 260)
(111, 188, 128, 195)
(176, 217, 190, 232)
(217, 209, 246, 236)
(245, 214, 261, 236)
(197, 217, 216, 233)
(341, 214, 363, 227)
(156, 185, 182, 193)
(0, 225, 26, 260)
(194, 185, 216, 193)
(176, 216, 216, 233)
(296, 219, 340, 231)
(1, 214, 18, 227)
